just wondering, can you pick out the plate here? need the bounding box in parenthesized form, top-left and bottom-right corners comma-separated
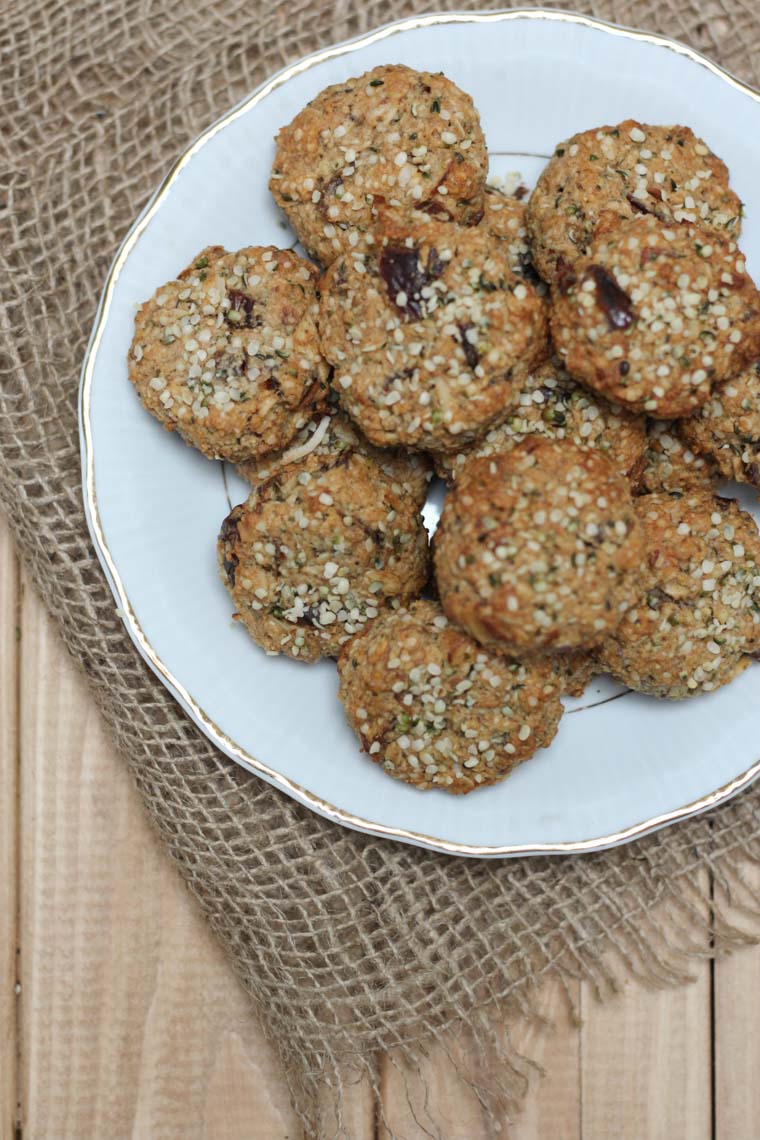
(80, 9, 760, 857)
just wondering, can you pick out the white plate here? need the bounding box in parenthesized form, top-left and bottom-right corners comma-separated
(80, 9, 760, 857)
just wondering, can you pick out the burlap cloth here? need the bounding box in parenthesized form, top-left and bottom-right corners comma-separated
(3, 0, 760, 1134)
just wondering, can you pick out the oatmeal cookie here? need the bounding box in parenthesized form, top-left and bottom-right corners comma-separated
(218, 450, 429, 661)
(551, 649, 598, 697)
(678, 363, 760, 489)
(318, 210, 548, 451)
(270, 64, 487, 265)
(237, 407, 433, 506)
(634, 419, 718, 495)
(129, 245, 329, 462)
(337, 598, 563, 793)
(479, 186, 545, 290)
(597, 490, 760, 697)
(527, 120, 742, 283)
(551, 215, 760, 418)
(432, 359, 645, 483)
(434, 438, 643, 655)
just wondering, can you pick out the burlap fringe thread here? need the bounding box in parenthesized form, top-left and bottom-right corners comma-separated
(283, 848, 760, 1136)
(2, 0, 760, 1135)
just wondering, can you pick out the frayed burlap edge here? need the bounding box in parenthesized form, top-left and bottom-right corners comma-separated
(2, 1, 760, 1135)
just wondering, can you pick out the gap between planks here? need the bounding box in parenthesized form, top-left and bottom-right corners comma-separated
(1, 517, 20, 1140)
(579, 884, 713, 1140)
(377, 981, 582, 1139)
(714, 857, 760, 1140)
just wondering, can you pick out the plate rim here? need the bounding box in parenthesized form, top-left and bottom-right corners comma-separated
(79, 6, 760, 858)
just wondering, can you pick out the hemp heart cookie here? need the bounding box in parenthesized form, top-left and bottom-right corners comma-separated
(434, 438, 643, 655)
(479, 186, 546, 290)
(551, 215, 760, 418)
(218, 450, 429, 661)
(597, 491, 760, 698)
(678, 363, 760, 489)
(237, 407, 433, 506)
(270, 64, 487, 265)
(318, 210, 549, 452)
(634, 419, 718, 495)
(337, 599, 563, 793)
(551, 649, 598, 697)
(129, 245, 329, 462)
(432, 359, 646, 484)
(527, 120, 742, 283)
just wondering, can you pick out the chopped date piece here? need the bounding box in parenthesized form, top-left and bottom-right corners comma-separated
(378, 244, 445, 318)
(588, 266, 635, 330)
(457, 322, 480, 370)
(226, 289, 256, 327)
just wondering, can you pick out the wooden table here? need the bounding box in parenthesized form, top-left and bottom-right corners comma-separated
(2, 510, 759, 1140)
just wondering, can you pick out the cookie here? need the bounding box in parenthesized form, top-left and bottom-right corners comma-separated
(551, 649, 598, 697)
(129, 246, 329, 462)
(432, 359, 646, 483)
(527, 120, 743, 283)
(634, 419, 718, 495)
(318, 210, 548, 452)
(551, 215, 760, 417)
(434, 438, 643, 655)
(597, 491, 760, 697)
(479, 186, 546, 290)
(270, 64, 487, 265)
(218, 450, 429, 661)
(678, 363, 760, 489)
(237, 407, 433, 506)
(337, 598, 563, 793)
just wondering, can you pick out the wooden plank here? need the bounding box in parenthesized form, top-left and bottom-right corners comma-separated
(580, 906, 712, 1140)
(510, 980, 581, 1140)
(16, 578, 306, 1139)
(714, 860, 760, 1140)
(0, 517, 19, 1140)
(378, 979, 581, 1139)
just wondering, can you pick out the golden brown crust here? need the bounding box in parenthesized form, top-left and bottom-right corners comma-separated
(551, 216, 760, 418)
(678, 363, 760, 488)
(218, 450, 430, 661)
(270, 64, 487, 265)
(432, 359, 646, 483)
(129, 246, 330, 462)
(434, 438, 643, 655)
(527, 120, 743, 283)
(337, 599, 563, 793)
(597, 491, 760, 697)
(318, 210, 548, 451)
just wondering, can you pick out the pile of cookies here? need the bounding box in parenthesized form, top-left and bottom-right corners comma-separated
(129, 64, 760, 795)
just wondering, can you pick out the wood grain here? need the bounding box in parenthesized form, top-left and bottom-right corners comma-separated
(580, 909, 712, 1140)
(16, 577, 302, 1140)
(0, 518, 19, 1140)
(714, 864, 760, 1140)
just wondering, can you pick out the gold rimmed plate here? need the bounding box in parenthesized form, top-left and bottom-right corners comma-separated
(80, 9, 760, 856)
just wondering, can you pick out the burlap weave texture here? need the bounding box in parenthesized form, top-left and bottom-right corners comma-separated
(3, 1, 760, 1134)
